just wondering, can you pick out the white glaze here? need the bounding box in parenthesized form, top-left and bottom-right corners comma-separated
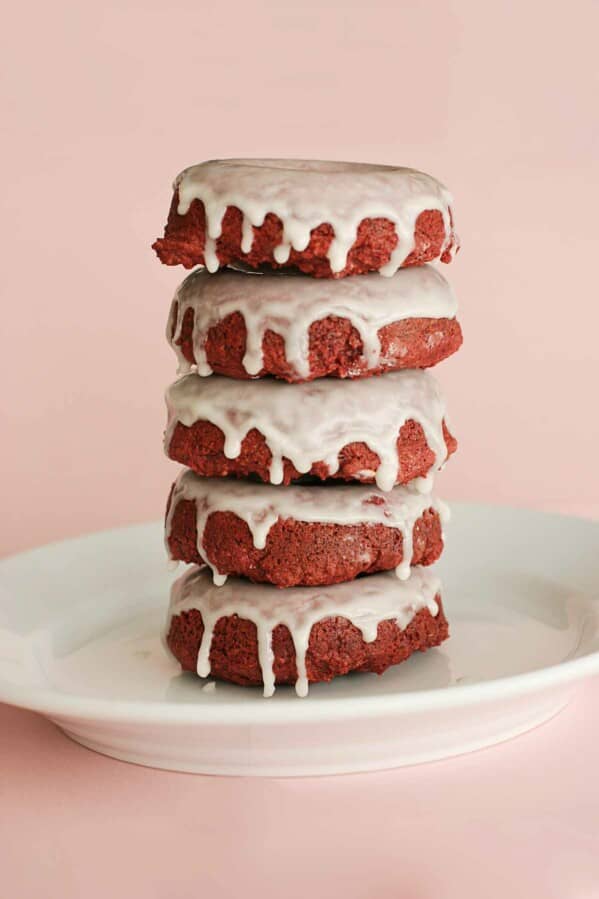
(166, 566, 442, 697)
(164, 368, 450, 492)
(167, 265, 458, 379)
(174, 159, 458, 276)
(165, 470, 450, 584)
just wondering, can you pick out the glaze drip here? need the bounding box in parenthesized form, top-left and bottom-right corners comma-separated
(164, 369, 449, 492)
(166, 565, 442, 697)
(165, 470, 450, 584)
(167, 264, 458, 379)
(174, 159, 458, 276)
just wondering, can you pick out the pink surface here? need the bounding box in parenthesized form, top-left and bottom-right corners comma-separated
(1, 685, 599, 899)
(2, 0, 598, 893)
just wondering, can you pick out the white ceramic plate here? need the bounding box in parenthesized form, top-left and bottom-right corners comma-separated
(0, 503, 598, 776)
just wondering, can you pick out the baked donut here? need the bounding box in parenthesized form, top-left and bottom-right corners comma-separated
(166, 565, 448, 696)
(166, 471, 449, 586)
(153, 159, 458, 278)
(165, 369, 456, 491)
(168, 265, 462, 381)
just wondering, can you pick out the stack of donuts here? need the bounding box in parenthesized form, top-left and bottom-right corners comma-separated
(153, 159, 462, 697)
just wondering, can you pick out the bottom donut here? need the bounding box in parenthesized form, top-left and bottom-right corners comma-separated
(165, 566, 448, 697)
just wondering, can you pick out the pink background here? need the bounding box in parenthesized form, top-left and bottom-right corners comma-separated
(1, 1, 598, 896)
(2, 0, 598, 556)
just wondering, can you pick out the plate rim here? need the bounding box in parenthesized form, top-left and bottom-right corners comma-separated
(1, 503, 598, 726)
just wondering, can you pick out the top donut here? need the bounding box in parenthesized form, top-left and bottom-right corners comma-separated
(153, 159, 459, 278)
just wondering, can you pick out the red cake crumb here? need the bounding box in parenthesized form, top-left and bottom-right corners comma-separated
(153, 194, 457, 278)
(166, 597, 448, 688)
(166, 419, 457, 487)
(171, 304, 463, 381)
(166, 495, 443, 587)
